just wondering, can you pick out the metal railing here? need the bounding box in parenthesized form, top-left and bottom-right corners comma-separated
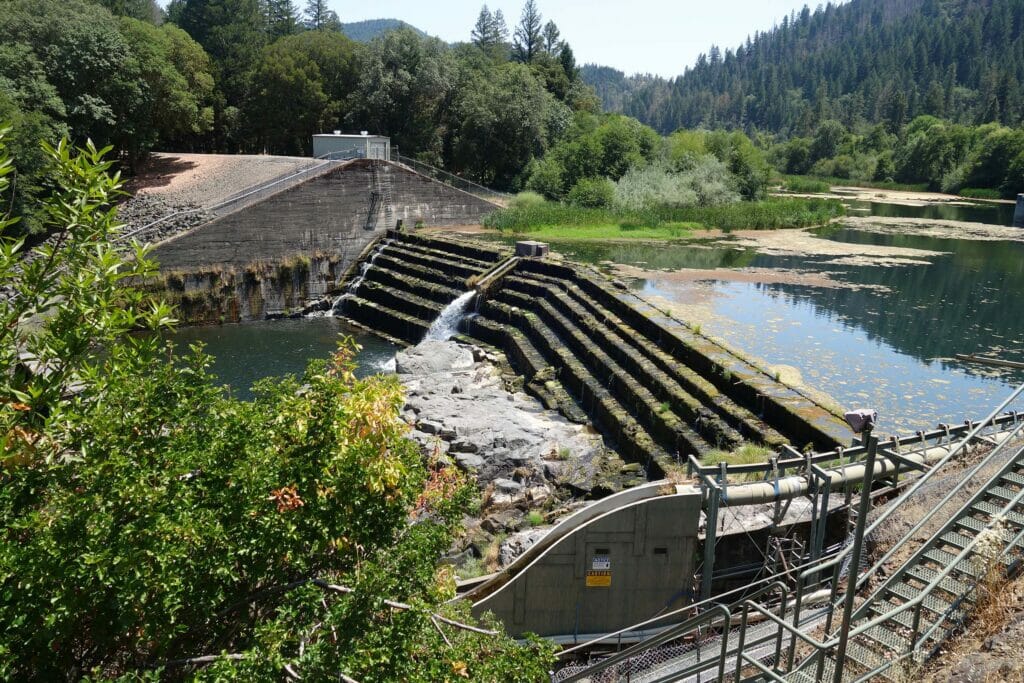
(559, 385, 1024, 683)
(389, 152, 510, 205)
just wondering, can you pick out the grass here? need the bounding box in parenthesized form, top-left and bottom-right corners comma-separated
(705, 443, 776, 467)
(483, 197, 845, 237)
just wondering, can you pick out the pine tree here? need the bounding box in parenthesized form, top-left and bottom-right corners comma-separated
(265, 0, 300, 38)
(542, 20, 560, 55)
(492, 9, 508, 43)
(304, 0, 339, 31)
(512, 0, 543, 64)
(471, 5, 494, 48)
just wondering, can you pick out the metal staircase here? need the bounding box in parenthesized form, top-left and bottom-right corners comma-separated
(552, 383, 1024, 683)
(364, 161, 394, 231)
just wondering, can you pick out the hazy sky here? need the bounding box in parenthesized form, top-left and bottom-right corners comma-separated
(332, 0, 825, 77)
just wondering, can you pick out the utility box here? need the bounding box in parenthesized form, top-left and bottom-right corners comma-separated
(515, 240, 549, 258)
(312, 132, 390, 160)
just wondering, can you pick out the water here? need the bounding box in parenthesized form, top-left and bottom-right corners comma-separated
(503, 233, 1024, 435)
(171, 318, 399, 400)
(423, 291, 477, 341)
(844, 198, 1016, 226)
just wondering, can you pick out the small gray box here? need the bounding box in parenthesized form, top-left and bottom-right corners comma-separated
(515, 240, 549, 258)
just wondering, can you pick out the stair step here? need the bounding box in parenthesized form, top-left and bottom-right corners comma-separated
(1000, 471, 1024, 488)
(883, 581, 958, 617)
(338, 296, 429, 345)
(859, 623, 911, 656)
(390, 239, 497, 269)
(843, 641, 898, 680)
(363, 265, 463, 305)
(971, 500, 1024, 527)
(873, 599, 962, 637)
(544, 273, 790, 447)
(498, 288, 714, 458)
(922, 548, 980, 578)
(937, 530, 976, 552)
(905, 565, 972, 600)
(985, 486, 1022, 504)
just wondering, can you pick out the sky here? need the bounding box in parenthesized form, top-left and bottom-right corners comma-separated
(331, 0, 824, 78)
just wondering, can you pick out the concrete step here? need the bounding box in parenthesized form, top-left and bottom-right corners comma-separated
(544, 273, 790, 449)
(373, 252, 467, 290)
(503, 274, 743, 451)
(480, 298, 672, 475)
(380, 243, 483, 280)
(386, 238, 498, 270)
(388, 229, 506, 265)
(515, 257, 850, 451)
(356, 281, 444, 322)
(363, 265, 463, 305)
(495, 287, 714, 459)
(338, 295, 429, 345)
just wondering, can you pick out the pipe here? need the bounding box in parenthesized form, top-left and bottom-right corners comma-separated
(714, 425, 1021, 507)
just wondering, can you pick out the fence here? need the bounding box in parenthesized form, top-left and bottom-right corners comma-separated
(389, 152, 511, 205)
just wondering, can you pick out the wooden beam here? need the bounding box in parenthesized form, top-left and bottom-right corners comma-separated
(955, 354, 1024, 371)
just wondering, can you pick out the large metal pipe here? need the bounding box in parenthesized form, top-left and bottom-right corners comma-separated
(717, 426, 1020, 507)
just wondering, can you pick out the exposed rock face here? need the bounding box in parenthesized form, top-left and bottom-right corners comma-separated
(394, 340, 639, 573)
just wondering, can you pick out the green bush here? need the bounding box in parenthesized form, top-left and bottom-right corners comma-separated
(959, 187, 1003, 200)
(783, 176, 831, 193)
(0, 132, 555, 680)
(508, 190, 547, 209)
(566, 177, 614, 208)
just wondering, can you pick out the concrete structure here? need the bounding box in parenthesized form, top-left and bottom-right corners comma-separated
(150, 160, 499, 323)
(515, 240, 550, 258)
(1014, 193, 1024, 228)
(468, 485, 703, 638)
(312, 132, 390, 160)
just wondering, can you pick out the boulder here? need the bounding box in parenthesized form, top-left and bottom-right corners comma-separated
(396, 340, 474, 375)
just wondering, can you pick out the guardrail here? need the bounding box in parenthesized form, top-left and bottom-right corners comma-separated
(389, 152, 510, 205)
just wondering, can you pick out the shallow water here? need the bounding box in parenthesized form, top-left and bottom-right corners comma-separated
(172, 318, 399, 400)
(844, 199, 1016, 226)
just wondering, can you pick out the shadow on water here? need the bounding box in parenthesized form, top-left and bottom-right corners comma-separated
(171, 318, 399, 400)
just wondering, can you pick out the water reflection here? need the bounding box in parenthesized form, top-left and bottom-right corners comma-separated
(844, 199, 1015, 226)
(171, 318, 399, 400)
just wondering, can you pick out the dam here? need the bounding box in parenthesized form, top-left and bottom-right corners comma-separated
(142, 156, 1024, 663)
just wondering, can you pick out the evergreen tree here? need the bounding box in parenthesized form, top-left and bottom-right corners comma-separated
(471, 5, 495, 48)
(512, 0, 543, 64)
(264, 0, 300, 38)
(303, 0, 339, 31)
(542, 20, 560, 54)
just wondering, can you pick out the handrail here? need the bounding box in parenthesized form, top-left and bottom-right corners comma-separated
(557, 604, 732, 683)
(795, 384, 1024, 599)
(118, 155, 348, 244)
(390, 153, 510, 204)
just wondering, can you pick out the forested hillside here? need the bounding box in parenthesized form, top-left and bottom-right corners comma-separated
(587, 0, 1024, 135)
(341, 19, 425, 42)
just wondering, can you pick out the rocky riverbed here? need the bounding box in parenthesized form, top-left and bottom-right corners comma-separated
(394, 340, 643, 576)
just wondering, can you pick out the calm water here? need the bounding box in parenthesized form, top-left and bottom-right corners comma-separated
(844, 198, 1016, 226)
(172, 318, 399, 399)
(551, 231, 1024, 435)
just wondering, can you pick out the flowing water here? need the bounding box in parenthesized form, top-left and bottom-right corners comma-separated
(423, 291, 477, 341)
(171, 318, 399, 400)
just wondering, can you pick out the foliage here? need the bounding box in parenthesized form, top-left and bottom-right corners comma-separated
(566, 177, 614, 208)
(586, 0, 1024, 134)
(248, 30, 358, 155)
(612, 158, 738, 211)
(484, 196, 843, 235)
(782, 177, 831, 194)
(0, 133, 555, 680)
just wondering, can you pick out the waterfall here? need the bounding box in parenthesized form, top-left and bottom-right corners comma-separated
(331, 240, 391, 315)
(423, 291, 476, 342)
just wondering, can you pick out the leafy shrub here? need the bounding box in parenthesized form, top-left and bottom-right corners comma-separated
(783, 176, 831, 193)
(509, 190, 547, 210)
(959, 187, 1003, 200)
(566, 177, 614, 208)
(613, 157, 738, 211)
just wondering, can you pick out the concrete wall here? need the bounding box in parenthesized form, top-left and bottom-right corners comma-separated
(152, 160, 497, 271)
(149, 160, 498, 322)
(472, 492, 702, 638)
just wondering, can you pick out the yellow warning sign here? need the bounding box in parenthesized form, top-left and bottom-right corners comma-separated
(586, 570, 612, 588)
